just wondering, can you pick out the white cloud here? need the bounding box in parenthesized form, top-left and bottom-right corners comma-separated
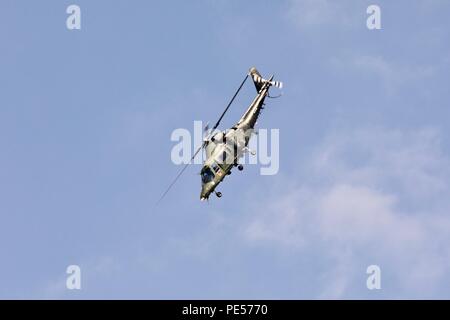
(242, 126, 450, 298)
(40, 256, 119, 299)
(286, 0, 358, 30)
(313, 127, 450, 204)
(329, 54, 436, 95)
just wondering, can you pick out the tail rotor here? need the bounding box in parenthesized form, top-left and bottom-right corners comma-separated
(249, 67, 283, 91)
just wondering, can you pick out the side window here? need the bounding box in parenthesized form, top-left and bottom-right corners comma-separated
(217, 150, 230, 166)
(222, 151, 227, 163)
(211, 162, 220, 173)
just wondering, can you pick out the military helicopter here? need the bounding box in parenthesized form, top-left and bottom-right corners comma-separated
(158, 67, 283, 203)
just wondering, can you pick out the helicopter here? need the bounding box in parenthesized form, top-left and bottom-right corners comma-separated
(158, 67, 283, 203)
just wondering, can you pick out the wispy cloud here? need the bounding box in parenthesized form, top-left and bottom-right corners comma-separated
(329, 54, 436, 95)
(286, 0, 359, 30)
(242, 126, 450, 298)
(39, 256, 119, 299)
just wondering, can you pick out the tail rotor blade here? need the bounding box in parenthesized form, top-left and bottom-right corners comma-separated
(270, 80, 283, 89)
(252, 73, 283, 89)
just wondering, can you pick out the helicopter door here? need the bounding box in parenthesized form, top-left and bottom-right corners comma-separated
(211, 162, 221, 174)
(216, 149, 234, 169)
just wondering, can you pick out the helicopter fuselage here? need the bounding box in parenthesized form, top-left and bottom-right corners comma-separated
(199, 77, 272, 201)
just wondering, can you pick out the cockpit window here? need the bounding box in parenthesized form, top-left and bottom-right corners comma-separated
(201, 167, 215, 184)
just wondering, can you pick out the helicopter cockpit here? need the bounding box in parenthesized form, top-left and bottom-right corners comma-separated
(200, 166, 215, 184)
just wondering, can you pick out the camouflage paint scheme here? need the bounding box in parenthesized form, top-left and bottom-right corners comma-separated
(200, 67, 281, 200)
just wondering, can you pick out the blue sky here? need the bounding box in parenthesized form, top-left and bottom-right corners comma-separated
(1, 0, 450, 299)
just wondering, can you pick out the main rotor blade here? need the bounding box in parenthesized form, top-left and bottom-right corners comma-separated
(156, 143, 204, 205)
(212, 74, 249, 130)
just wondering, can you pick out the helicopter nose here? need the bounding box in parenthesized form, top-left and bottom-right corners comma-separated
(200, 185, 211, 201)
(200, 189, 208, 201)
